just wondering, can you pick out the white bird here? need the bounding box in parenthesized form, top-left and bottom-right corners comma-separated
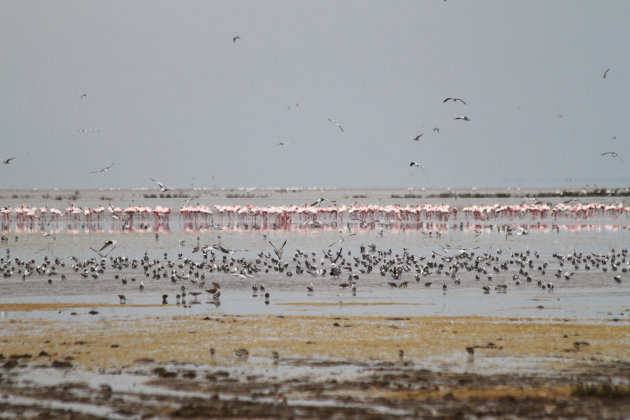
(601, 151, 623, 164)
(150, 178, 170, 191)
(3, 157, 16, 165)
(454, 116, 471, 121)
(91, 162, 115, 173)
(328, 118, 344, 132)
(443, 97, 466, 105)
(410, 161, 425, 171)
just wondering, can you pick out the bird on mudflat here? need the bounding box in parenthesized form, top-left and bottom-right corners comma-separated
(91, 162, 115, 173)
(3, 157, 16, 165)
(328, 118, 344, 133)
(444, 97, 466, 105)
(601, 151, 623, 164)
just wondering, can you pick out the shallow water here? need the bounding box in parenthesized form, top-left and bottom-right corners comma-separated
(1, 189, 629, 322)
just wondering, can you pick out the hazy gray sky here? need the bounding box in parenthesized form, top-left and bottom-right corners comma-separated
(1, 1, 629, 190)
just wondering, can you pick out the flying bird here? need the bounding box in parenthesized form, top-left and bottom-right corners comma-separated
(410, 161, 425, 171)
(411, 134, 423, 141)
(601, 151, 623, 163)
(269, 240, 287, 259)
(433, 127, 440, 133)
(277, 141, 290, 146)
(80, 93, 87, 99)
(233, 35, 240, 43)
(454, 116, 471, 121)
(444, 97, 466, 105)
(150, 178, 170, 191)
(328, 118, 344, 133)
(3, 157, 16, 165)
(310, 197, 326, 207)
(603, 68, 610, 79)
(90, 162, 115, 173)
(98, 239, 116, 252)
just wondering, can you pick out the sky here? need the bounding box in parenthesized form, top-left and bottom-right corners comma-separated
(1, 1, 629, 190)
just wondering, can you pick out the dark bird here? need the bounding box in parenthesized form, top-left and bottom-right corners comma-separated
(433, 127, 440, 133)
(603, 68, 610, 79)
(411, 134, 423, 141)
(233, 35, 240, 43)
(91, 162, 115, 174)
(444, 97, 466, 105)
(310, 198, 326, 207)
(454, 116, 471, 121)
(80, 93, 87, 99)
(601, 151, 623, 164)
(3, 157, 17, 165)
(269, 240, 287, 259)
(98, 239, 116, 252)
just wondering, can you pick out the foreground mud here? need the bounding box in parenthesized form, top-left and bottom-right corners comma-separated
(1, 305, 630, 418)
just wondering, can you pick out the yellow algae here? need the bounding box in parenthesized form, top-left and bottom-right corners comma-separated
(0, 303, 165, 312)
(1, 314, 629, 372)
(277, 301, 423, 307)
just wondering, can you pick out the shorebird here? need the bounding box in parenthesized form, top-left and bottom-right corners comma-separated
(454, 116, 471, 121)
(3, 157, 16, 165)
(443, 97, 466, 105)
(91, 162, 115, 173)
(328, 118, 344, 133)
(233, 35, 240, 43)
(603, 68, 610, 79)
(411, 133, 423, 141)
(150, 178, 170, 191)
(269, 240, 287, 259)
(601, 151, 623, 164)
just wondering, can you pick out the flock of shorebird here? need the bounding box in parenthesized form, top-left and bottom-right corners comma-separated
(1, 237, 627, 306)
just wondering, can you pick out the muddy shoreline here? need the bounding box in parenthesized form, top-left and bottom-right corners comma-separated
(2, 311, 630, 418)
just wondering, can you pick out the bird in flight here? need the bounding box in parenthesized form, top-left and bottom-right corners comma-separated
(277, 141, 290, 146)
(454, 116, 471, 121)
(269, 240, 287, 259)
(410, 161, 425, 171)
(3, 157, 16, 165)
(90, 162, 115, 173)
(444, 97, 466, 105)
(601, 151, 623, 164)
(98, 239, 116, 252)
(150, 178, 170, 192)
(310, 197, 327, 207)
(411, 133, 423, 141)
(328, 118, 344, 133)
(603, 68, 610, 79)
(233, 35, 240, 43)
(433, 127, 440, 133)
(80, 93, 87, 99)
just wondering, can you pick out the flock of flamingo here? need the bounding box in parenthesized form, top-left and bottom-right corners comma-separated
(1, 201, 630, 230)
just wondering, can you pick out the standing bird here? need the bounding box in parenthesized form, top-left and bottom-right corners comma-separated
(454, 116, 471, 121)
(91, 162, 115, 173)
(3, 157, 16, 165)
(444, 97, 466, 105)
(603, 68, 610, 79)
(328, 118, 344, 133)
(601, 151, 623, 164)
(233, 35, 240, 43)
